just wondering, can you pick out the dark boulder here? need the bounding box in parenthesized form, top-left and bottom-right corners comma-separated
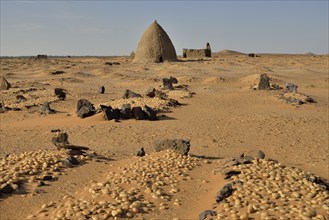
(143, 105, 157, 121)
(42, 175, 54, 181)
(16, 95, 27, 103)
(50, 70, 65, 75)
(216, 183, 234, 203)
(122, 89, 142, 99)
(54, 88, 66, 100)
(136, 147, 145, 157)
(120, 104, 132, 119)
(99, 86, 105, 94)
(76, 99, 95, 118)
(223, 170, 241, 179)
(52, 132, 69, 150)
(258, 74, 270, 90)
(170, 76, 178, 84)
(154, 139, 190, 155)
(39, 102, 56, 114)
(199, 210, 216, 220)
(162, 78, 173, 90)
(257, 150, 266, 159)
(62, 157, 79, 167)
(285, 83, 298, 93)
(132, 107, 146, 120)
(145, 87, 156, 98)
(0, 184, 14, 194)
(248, 53, 255, 57)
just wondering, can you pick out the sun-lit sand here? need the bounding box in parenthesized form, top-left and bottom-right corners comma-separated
(0, 52, 328, 219)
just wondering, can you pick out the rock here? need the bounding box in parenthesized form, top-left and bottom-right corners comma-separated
(143, 105, 157, 120)
(16, 95, 27, 103)
(52, 132, 69, 150)
(257, 150, 266, 159)
(101, 105, 120, 121)
(286, 98, 304, 105)
(62, 157, 79, 167)
(37, 181, 46, 187)
(67, 149, 85, 156)
(154, 90, 168, 99)
(237, 155, 254, 164)
(162, 78, 173, 90)
(0, 184, 14, 194)
(50, 70, 65, 75)
(170, 76, 178, 84)
(132, 107, 146, 120)
(136, 147, 145, 157)
(285, 83, 298, 93)
(120, 104, 132, 119)
(305, 96, 315, 103)
(248, 53, 255, 57)
(76, 99, 95, 118)
(105, 62, 112, 66)
(42, 175, 54, 181)
(168, 98, 181, 106)
(199, 210, 216, 220)
(39, 102, 56, 114)
(54, 88, 66, 100)
(258, 74, 270, 90)
(122, 89, 142, 99)
(145, 87, 156, 98)
(154, 139, 190, 155)
(222, 170, 241, 179)
(0, 76, 11, 91)
(305, 175, 329, 191)
(99, 86, 105, 94)
(216, 183, 234, 203)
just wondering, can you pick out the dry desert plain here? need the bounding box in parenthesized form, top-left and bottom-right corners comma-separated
(0, 51, 328, 219)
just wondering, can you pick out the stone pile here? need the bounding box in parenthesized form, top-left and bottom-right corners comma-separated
(200, 152, 329, 220)
(28, 150, 205, 219)
(0, 149, 89, 197)
(100, 103, 158, 121)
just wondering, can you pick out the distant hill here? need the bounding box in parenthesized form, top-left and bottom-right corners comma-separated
(213, 50, 246, 57)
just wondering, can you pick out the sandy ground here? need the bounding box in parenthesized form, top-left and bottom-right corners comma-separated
(0, 53, 328, 219)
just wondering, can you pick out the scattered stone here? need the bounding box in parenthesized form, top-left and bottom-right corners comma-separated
(216, 183, 234, 203)
(16, 95, 27, 103)
(162, 78, 173, 90)
(0, 184, 14, 194)
(285, 83, 298, 93)
(39, 102, 56, 114)
(99, 86, 105, 94)
(143, 105, 157, 120)
(50, 70, 65, 75)
(257, 150, 266, 159)
(258, 74, 270, 90)
(199, 210, 216, 220)
(122, 89, 142, 99)
(132, 107, 146, 120)
(120, 104, 132, 119)
(154, 139, 190, 155)
(145, 87, 156, 98)
(52, 132, 69, 150)
(136, 147, 145, 157)
(54, 88, 66, 100)
(62, 157, 79, 167)
(0, 76, 11, 91)
(76, 99, 95, 118)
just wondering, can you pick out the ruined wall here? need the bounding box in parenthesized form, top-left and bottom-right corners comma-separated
(182, 42, 211, 58)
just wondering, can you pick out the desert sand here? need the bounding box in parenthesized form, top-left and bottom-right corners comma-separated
(0, 52, 328, 219)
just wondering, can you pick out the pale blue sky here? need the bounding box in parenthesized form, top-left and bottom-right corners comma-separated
(1, 0, 328, 56)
